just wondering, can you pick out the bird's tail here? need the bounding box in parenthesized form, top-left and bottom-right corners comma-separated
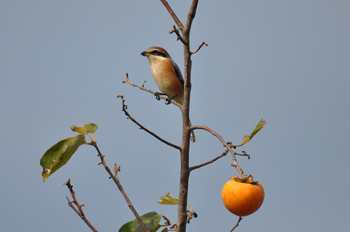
(189, 120, 196, 142)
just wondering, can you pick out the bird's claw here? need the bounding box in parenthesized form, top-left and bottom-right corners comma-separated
(165, 95, 177, 105)
(165, 99, 172, 105)
(154, 92, 162, 101)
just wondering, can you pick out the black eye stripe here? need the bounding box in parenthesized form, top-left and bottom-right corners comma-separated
(150, 50, 167, 57)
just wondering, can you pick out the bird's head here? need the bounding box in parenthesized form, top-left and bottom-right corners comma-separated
(141, 47, 171, 62)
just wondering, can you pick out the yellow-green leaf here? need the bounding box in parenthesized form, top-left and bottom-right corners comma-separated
(241, 119, 266, 144)
(83, 123, 98, 133)
(251, 119, 267, 139)
(71, 125, 88, 135)
(241, 135, 251, 144)
(40, 135, 85, 181)
(119, 211, 163, 232)
(71, 123, 98, 135)
(158, 193, 179, 205)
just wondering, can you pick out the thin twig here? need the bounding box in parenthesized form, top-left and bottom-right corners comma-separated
(117, 94, 181, 150)
(169, 25, 187, 44)
(189, 148, 229, 171)
(160, 0, 184, 30)
(189, 145, 249, 171)
(230, 217, 243, 232)
(64, 179, 98, 232)
(123, 74, 181, 108)
(235, 151, 250, 158)
(88, 141, 150, 232)
(162, 215, 178, 230)
(190, 125, 245, 178)
(191, 42, 208, 54)
(230, 143, 245, 148)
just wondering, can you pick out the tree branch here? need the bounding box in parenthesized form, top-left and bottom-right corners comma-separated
(160, 1, 202, 232)
(123, 74, 181, 108)
(117, 94, 181, 150)
(191, 42, 208, 54)
(190, 125, 245, 178)
(160, 0, 184, 30)
(64, 179, 98, 232)
(182, 0, 198, 41)
(169, 25, 187, 45)
(189, 148, 229, 171)
(88, 141, 150, 232)
(230, 216, 243, 232)
(160, 1, 199, 232)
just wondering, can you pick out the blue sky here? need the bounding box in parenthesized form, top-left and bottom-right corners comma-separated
(1, 1, 349, 231)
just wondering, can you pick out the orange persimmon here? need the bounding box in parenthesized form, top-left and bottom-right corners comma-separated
(222, 175, 264, 217)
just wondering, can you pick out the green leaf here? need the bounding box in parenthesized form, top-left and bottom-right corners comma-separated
(158, 193, 179, 205)
(83, 123, 98, 133)
(119, 212, 163, 232)
(250, 119, 267, 139)
(40, 135, 85, 182)
(71, 123, 98, 135)
(242, 119, 267, 144)
(160, 228, 168, 232)
(71, 125, 88, 135)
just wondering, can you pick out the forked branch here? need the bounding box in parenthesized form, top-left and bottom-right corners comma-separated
(190, 125, 245, 178)
(64, 179, 98, 232)
(87, 141, 149, 232)
(160, 1, 199, 232)
(169, 25, 187, 45)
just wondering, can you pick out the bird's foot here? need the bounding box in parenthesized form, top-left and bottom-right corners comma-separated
(165, 95, 177, 105)
(154, 92, 167, 101)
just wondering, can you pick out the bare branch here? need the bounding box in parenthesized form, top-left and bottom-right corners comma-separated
(64, 179, 98, 232)
(160, 1, 200, 232)
(235, 151, 250, 158)
(190, 148, 229, 171)
(190, 125, 245, 178)
(123, 74, 181, 108)
(87, 141, 150, 232)
(230, 217, 243, 232)
(117, 94, 181, 150)
(182, 0, 198, 41)
(168, 1, 199, 231)
(229, 143, 245, 148)
(169, 25, 187, 45)
(191, 42, 208, 54)
(160, 0, 184, 30)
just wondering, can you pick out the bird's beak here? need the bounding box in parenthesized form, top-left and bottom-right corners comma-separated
(141, 51, 148, 57)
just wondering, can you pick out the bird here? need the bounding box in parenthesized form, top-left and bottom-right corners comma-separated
(141, 46, 196, 142)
